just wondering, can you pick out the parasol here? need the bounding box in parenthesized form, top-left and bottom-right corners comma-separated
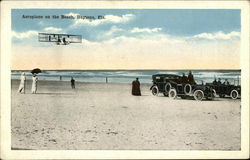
(31, 68, 42, 74)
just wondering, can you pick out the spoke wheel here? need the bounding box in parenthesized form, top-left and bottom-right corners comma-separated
(212, 89, 217, 97)
(230, 90, 238, 99)
(165, 82, 172, 93)
(194, 90, 204, 101)
(184, 84, 192, 95)
(169, 88, 177, 99)
(151, 86, 159, 96)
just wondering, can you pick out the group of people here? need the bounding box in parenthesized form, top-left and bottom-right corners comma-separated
(181, 71, 196, 84)
(18, 72, 76, 94)
(18, 72, 38, 94)
(213, 78, 230, 85)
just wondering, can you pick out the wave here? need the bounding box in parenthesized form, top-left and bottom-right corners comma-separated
(11, 70, 241, 84)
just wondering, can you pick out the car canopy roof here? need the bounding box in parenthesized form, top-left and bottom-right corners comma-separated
(152, 74, 182, 78)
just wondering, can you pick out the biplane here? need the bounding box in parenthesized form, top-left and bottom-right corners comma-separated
(38, 33, 82, 45)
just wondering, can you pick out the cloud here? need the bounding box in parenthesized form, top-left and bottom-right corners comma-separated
(103, 14, 135, 23)
(96, 26, 182, 44)
(70, 13, 135, 27)
(193, 31, 240, 40)
(65, 12, 79, 17)
(44, 27, 63, 32)
(130, 27, 162, 33)
(12, 30, 38, 39)
(12, 27, 63, 40)
(97, 26, 165, 41)
(12, 32, 240, 70)
(104, 26, 124, 36)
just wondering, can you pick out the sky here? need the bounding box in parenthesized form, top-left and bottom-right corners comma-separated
(11, 9, 241, 70)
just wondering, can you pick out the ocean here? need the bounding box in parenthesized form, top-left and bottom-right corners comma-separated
(11, 70, 241, 85)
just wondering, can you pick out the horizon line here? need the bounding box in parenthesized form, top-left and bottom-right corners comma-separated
(11, 69, 241, 71)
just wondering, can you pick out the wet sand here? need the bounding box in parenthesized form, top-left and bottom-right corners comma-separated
(11, 80, 240, 150)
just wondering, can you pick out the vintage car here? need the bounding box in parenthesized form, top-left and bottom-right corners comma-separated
(206, 82, 241, 99)
(150, 74, 215, 101)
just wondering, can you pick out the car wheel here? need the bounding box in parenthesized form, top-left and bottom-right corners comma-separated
(193, 90, 204, 101)
(230, 89, 238, 99)
(212, 89, 217, 97)
(169, 88, 177, 99)
(165, 82, 172, 93)
(206, 89, 216, 100)
(184, 84, 192, 95)
(151, 86, 159, 96)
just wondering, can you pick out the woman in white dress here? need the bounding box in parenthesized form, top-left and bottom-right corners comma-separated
(18, 72, 26, 93)
(31, 74, 38, 94)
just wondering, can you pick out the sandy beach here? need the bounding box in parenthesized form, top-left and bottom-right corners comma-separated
(11, 79, 241, 150)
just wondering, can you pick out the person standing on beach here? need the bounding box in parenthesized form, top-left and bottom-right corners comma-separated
(132, 78, 141, 96)
(18, 72, 26, 94)
(213, 78, 218, 85)
(187, 71, 195, 85)
(217, 78, 222, 85)
(181, 73, 188, 83)
(31, 74, 38, 94)
(71, 77, 75, 89)
(223, 79, 230, 85)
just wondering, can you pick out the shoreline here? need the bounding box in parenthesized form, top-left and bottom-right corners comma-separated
(11, 79, 152, 85)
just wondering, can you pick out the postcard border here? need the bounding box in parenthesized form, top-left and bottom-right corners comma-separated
(1, 0, 249, 159)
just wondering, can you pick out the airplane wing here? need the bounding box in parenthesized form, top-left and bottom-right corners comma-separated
(38, 33, 82, 44)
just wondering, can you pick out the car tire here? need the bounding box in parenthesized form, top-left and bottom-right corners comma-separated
(206, 89, 217, 100)
(206, 89, 216, 100)
(212, 89, 217, 97)
(193, 90, 204, 101)
(151, 86, 159, 96)
(165, 82, 172, 93)
(230, 89, 239, 99)
(184, 84, 192, 95)
(169, 88, 177, 99)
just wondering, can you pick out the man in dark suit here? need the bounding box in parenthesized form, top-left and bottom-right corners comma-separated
(187, 71, 195, 84)
(71, 77, 75, 89)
